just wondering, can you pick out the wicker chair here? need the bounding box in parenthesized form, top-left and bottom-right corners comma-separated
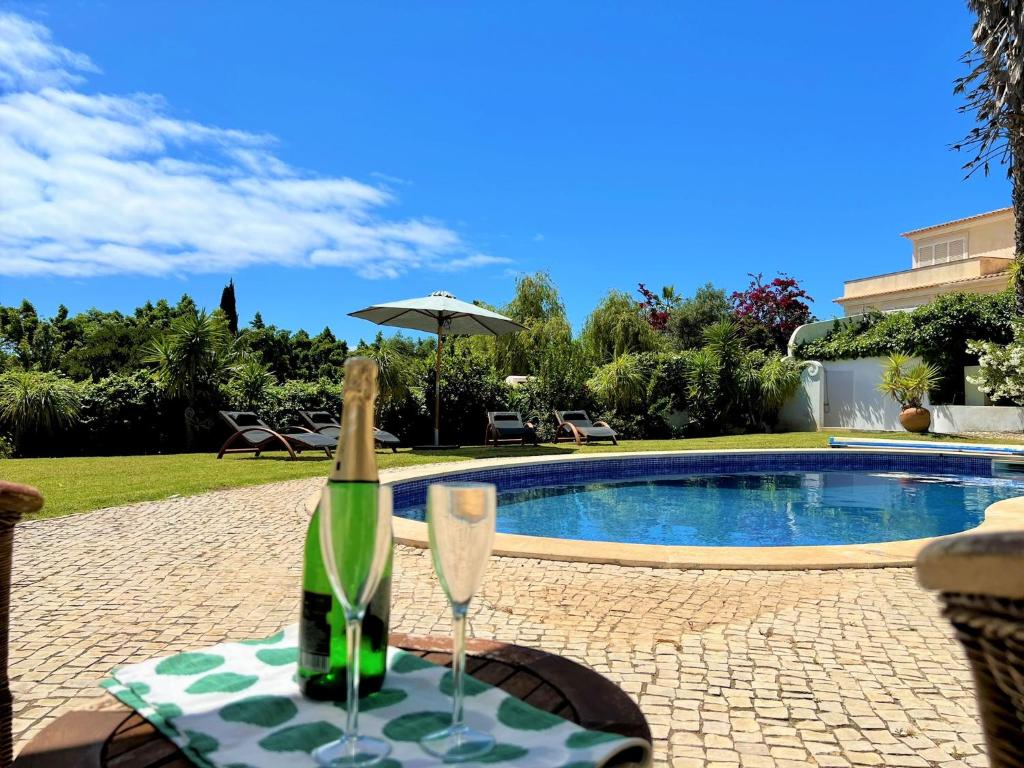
(916, 531, 1024, 768)
(0, 482, 43, 767)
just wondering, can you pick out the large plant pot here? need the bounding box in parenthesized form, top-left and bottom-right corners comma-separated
(899, 407, 931, 433)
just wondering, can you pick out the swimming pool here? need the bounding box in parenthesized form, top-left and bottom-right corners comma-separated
(391, 451, 1024, 548)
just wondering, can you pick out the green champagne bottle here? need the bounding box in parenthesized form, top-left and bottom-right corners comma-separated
(298, 357, 392, 700)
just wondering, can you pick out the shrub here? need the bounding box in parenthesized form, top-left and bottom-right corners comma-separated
(647, 353, 691, 437)
(78, 371, 168, 455)
(262, 379, 345, 428)
(666, 284, 731, 350)
(507, 340, 597, 441)
(908, 292, 1013, 403)
(796, 311, 915, 360)
(648, 353, 689, 411)
(0, 369, 83, 456)
(584, 352, 669, 439)
(684, 348, 727, 435)
(421, 346, 510, 444)
(967, 333, 1024, 405)
(587, 354, 647, 411)
(225, 359, 277, 413)
(742, 352, 804, 431)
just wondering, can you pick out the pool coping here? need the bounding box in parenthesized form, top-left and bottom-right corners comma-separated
(304, 448, 1024, 570)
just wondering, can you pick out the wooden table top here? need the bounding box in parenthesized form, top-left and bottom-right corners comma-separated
(15, 634, 651, 768)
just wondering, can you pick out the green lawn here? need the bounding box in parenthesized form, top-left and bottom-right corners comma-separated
(2, 430, 1021, 520)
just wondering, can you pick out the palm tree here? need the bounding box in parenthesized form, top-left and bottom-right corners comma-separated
(877, 353, 942, 410)
(145, 309, 239, 448)
(229, 359, 276, 412)
(0, 370, 82, 455)
(359, 335, 419, 418)
(586, 353, 647, 411)
(738, 353, 804, 431)
(954, 1, 1024, 312)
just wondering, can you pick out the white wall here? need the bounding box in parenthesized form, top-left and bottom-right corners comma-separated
(963, 365, 987, 406)
(781, 357, 1024, 434)
(822, 357, 925, 431)
(932, 405, 1024, 433)
(780, 356, 928, 432)
(777, 362, 824, 431)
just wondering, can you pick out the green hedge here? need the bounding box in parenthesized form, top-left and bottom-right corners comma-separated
(796, 292, 1014, 404)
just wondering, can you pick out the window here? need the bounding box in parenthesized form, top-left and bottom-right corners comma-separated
(917, 234, 967, 267)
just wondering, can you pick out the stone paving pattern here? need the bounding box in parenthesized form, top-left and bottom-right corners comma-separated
(10, 477, 987, 767)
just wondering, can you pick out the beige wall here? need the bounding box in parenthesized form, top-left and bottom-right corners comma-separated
(960, 215, 1014, 260)
(841, 274, 1008, 315)
(837, 210, 1014, 316)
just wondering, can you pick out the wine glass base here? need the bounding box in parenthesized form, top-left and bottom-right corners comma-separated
(420, 724, 495, 762)
(313, 734, 391, 767)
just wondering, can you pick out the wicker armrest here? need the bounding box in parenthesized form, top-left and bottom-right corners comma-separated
(916, 531, 1024, 768)
(917, 531, 1024, 600)
(0, 482, 42, 765)
(0, 482, 44, 519)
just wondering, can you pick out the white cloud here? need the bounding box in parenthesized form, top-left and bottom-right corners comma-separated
(0, 12, 506, 280)
(437, 254, 513, 272)
(0, 13, 97, 90)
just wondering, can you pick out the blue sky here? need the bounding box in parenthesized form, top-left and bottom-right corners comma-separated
(0, 1, 1010, 345)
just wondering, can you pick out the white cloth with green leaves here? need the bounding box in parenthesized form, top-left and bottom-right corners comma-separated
(102, 625, 650, 768)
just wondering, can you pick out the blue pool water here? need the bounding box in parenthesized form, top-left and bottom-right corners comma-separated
(400, 470, 1024, 546)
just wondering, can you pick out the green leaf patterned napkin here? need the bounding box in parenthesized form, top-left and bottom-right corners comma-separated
(102, 625, 651, 768)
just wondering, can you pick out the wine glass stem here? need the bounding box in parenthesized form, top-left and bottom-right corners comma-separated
(345, 613, 363, 747)
(451, 604, 468, 730)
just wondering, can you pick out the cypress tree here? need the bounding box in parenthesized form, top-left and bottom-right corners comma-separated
(219, 279, 239, 336)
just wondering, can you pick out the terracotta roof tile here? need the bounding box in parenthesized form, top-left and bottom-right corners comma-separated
(900, 207, 1013, 238)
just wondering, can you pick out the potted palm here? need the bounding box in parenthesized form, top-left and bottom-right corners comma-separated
(877, 353, 941, 433)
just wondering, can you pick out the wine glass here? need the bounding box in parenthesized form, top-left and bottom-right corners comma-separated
(313, 484, 393, 768)
(420, 483, 497, 762)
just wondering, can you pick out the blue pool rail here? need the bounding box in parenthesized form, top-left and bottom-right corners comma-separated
(828, 436, 1024, 457)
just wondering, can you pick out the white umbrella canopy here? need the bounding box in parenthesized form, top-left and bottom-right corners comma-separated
(349, 291, 525, 447)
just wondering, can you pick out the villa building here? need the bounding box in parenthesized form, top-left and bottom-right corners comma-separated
(835, 207, 1015, 315)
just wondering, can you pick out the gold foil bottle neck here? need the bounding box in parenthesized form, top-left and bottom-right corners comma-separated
(343, 357, 377, 406)
(329, 357, 379, 482)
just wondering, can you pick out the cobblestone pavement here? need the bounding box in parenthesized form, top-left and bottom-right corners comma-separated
(11, 477, 985, 767)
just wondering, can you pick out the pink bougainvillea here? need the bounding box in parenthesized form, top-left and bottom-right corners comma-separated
(637, 283, 671, 331)
(730, 273, 814, 351)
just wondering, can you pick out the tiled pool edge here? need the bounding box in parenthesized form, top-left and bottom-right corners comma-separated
(306, 449, 1024, 570)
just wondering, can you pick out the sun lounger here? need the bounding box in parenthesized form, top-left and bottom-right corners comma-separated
(296, 410, 401, 453)
(216, 410, 336, 459)
(485, 411, 539, 447)
(554, 410, 618, 446)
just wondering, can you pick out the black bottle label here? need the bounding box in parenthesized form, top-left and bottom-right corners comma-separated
(299, 590, 332, 673)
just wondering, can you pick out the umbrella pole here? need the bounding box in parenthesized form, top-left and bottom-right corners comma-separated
(434, 322, 443, 446)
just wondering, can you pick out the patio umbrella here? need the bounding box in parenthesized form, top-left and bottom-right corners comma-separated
(349, 291, 525, 447)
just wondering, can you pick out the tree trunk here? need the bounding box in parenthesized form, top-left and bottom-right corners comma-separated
(183, 406, 196, 452)
(1011, 128, 1024, 316)
(184, 386, 197, 452)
